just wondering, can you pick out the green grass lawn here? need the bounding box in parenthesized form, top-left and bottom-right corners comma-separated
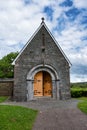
(0, 96, 8, 103)
(77, 97, 87, 101)
(77, 97, 87, 114)
(0, 105, 38, 130)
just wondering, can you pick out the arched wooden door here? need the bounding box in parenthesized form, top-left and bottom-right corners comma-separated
(34, 71, 52, 97)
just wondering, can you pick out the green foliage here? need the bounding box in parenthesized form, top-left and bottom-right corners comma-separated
(70, 82, 87, 98)
(0, 52, 18, 78)
(0, 105, 38, 130)
(76, 97, 87, 101)
(78, 97, 87, 114)
(71, 88, 87, 98)
(71, 82, 87, 88)
(0, 96, 8, 103)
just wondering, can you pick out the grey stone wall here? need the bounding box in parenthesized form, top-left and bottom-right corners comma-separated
(13, 25, 71, 101)
(0, 78, 13, 96)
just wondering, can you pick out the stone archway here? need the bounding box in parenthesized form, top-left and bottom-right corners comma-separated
(26, 64, 60, 101)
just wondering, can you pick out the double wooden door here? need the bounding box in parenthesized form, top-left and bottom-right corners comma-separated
(34, 71, 52, 97)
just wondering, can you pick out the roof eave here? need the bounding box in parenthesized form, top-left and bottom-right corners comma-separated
(12, 22, 44, 65)
(43, 23, 72, 66)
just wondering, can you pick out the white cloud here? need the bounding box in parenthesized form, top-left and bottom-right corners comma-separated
(0, 0, 87, 82)
(71, 74, 87, 83)
(53, 11, 87, 67)
(0, 43, 20, 59)
(73, 0, 87, 8)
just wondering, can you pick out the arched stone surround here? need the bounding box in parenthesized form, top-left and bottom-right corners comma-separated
(26, 64, 60, 101)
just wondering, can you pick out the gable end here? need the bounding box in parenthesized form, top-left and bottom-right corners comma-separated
(12, 22, 71, 66)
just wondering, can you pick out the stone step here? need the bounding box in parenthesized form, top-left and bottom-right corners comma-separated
(33, 97, 57, 102)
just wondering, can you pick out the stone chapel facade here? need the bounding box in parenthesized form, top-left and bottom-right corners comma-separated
(13, 18, 71, 101)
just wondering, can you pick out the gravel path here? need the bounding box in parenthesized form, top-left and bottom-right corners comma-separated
(1, 98, 79, 110)
(33, 108, 87, 130)
(1, 98, 87, 130)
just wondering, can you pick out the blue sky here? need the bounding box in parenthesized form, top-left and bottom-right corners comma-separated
(0, 0, 87, 82)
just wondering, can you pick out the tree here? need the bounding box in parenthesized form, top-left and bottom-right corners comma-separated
(0, 52, 18, 78)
